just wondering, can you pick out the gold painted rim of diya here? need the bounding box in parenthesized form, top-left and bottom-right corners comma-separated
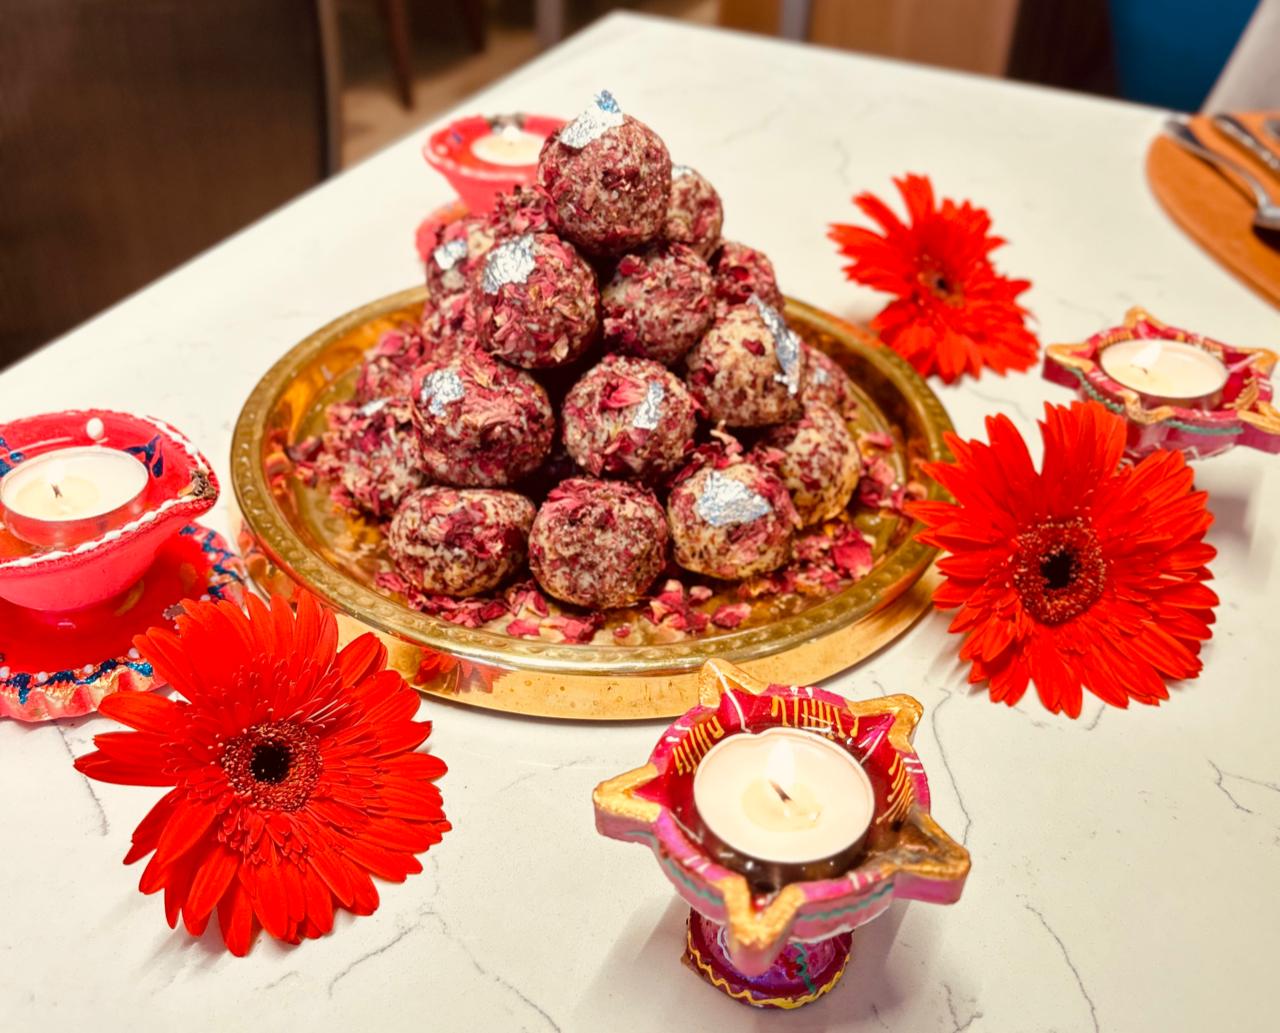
(229, 287, 954, 719)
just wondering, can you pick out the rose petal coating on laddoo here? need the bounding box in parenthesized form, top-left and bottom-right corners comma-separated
(562, 354, 698, 481)
(420, 289, 479, 359)
(321, 399, 426, 520)
(601, 242, 713, 366)
(536, 92, 672, 255)
(387, 486, 535, 596)
(355, 325, 427, 404)
(664, 165, 723, 259)
(410, 348, 554, 487)
(470, 232, 599, 368)
(528, 477, 669, 609)
(753, 403, 862, 525)
(667, 455, 799, 579)
(483, 185, 555, 241)
(710, 240, 784, 317)
(424, 214, 495, 300)
(684, 297, 806, 427)
(800, 342, 858, 416)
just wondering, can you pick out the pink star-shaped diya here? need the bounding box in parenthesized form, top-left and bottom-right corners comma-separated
(1043, 307, 1280, 460)
(593, 660, 970, 1009)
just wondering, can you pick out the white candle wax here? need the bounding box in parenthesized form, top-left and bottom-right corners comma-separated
(693, 727, 875, 865)
(1099, 338, 1228, 403)
(470, 125, 545, 167)
(1, 447, 148, 526)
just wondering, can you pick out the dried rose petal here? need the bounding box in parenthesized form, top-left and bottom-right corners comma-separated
(537, 109, 671, 255)
(387, 486, 535, 596)
(601, 242, 713, 366)
(667, 456, 799, 579)
(801, 343, 859, 417)
(710, 240, 783, 318)
(685, 304, 806, 427)
(529, 478, 669, 609)
(410, 349, 554, 487)
(355, 325, 429, 404)
(711, 602, 752, 629)
(483, 186, 555, 240)
(470, 232, 599, 369)
(664, 165, 723, 259)
(562, 354, 698, 482)
(318, 399, 425, 519)
(424, 214, 495, 300)
(753, 403, 862, 525)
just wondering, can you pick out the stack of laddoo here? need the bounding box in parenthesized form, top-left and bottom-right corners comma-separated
(319, 91, 865, 629)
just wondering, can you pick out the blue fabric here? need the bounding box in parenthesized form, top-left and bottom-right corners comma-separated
(1108, 0, 1260, 111)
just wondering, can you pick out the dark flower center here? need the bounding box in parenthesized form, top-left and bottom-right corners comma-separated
(921, 266, 963, 306)
(1011, 517, 1106, 625)
(250, 741, 292, 784)
(221, 721, 322, 811)
(1039, 550, 1075, 591)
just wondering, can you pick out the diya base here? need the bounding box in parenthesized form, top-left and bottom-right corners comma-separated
(682, 910, 851, 1010)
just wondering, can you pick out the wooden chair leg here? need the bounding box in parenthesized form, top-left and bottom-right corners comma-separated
(456, 0, 486, 53)
(377, 0, 413, 109)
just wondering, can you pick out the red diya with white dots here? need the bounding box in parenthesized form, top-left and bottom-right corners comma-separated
(423, 113, 565, 214)
(1043, 307, 1280, 460)
(593, 660, 970, 1010)
(0, 410, 241, 721)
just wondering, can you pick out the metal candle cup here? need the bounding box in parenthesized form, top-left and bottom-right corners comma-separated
(1098, 337, 1229, 410)
(691, 728, 874, 892)
(0, 446, 149, 549)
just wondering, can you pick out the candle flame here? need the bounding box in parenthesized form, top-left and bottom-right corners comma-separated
(764, 739, 796, 795)
(763, 739, 823, 824)
(1130, 340, 1164, 373)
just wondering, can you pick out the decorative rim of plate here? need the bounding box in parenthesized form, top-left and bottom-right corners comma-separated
(230, 287, 953, 677)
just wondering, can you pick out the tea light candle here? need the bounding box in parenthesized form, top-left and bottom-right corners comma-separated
(693, 728, 875, 889)
(0, 446, 148, 547)
(1099, 338, 1229, 408)
(471, 124, 545, 167)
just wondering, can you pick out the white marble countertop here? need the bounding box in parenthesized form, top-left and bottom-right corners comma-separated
(3, 12, 1278, 1032)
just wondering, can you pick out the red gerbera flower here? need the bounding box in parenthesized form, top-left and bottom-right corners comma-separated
(828, 174, 1038, 383)
(74, 593, 450, 955)
(906, 401, 1218, 717)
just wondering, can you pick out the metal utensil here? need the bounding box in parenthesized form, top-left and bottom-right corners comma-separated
(1164, 118, 1280, 236)
(1211, 113, 1280, 177)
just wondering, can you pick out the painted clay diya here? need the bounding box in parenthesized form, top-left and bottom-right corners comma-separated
(0, 410, 219, 612)
(1043, 307, 1280, 459)
(0, 523, 245, 721)
(593, 660, 970, 1009)
(423, 113, 565, 214)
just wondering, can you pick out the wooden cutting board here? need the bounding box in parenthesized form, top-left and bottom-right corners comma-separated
(1146, 111, 1280, 309)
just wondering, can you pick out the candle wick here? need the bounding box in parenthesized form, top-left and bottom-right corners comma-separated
(51, 483, 63, 499)
(768, 779, 793, 804)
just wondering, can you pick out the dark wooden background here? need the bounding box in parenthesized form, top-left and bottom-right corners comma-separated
(0, 0, 337, 370)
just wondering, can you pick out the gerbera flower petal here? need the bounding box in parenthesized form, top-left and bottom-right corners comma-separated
(96, 691, 182, 733)
(76, 592, 448, 955)
(183, 843, 239, 933)
(830, 173, 1039, 383)
(335, 632, 390, 687)
(907, 400, 1217, 716)
(217, 878, 257, 958)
